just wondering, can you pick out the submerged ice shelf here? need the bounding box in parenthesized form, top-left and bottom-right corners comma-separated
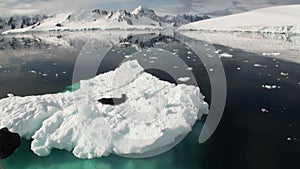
(0, 60, 208, 159)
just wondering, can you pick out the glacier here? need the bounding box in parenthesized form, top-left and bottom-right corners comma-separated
(0, 60, 208, 159)
(178, 5, 300, 35)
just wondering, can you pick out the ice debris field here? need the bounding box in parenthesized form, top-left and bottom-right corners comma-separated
(0, 60, 208, 159)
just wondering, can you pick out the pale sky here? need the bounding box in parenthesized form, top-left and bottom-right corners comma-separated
(1, 0, 300, 17)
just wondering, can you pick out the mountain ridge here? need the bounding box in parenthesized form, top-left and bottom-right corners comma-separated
(1, 6, 209, 34)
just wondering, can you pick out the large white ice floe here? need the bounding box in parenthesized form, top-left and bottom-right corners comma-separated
(0, 60, 208, 159)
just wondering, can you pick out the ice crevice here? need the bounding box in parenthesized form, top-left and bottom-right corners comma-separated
(0, 60, 208, 159)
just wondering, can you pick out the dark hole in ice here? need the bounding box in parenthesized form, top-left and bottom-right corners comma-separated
(97, 94, 127, 105)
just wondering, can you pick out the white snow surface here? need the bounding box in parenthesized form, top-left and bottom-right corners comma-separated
(0, 60, 208, 159)
(179, 5, 300, 34)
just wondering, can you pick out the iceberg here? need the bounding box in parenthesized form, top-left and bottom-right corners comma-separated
(0, 60, 208, 159)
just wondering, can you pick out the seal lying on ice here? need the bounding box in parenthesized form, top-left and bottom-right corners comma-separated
(98, 94, 127, 105)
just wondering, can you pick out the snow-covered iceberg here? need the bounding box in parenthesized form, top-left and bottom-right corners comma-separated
(0, 60, 208, 159)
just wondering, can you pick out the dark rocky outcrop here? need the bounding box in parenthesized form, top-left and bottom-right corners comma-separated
(0, 127, 21, 159)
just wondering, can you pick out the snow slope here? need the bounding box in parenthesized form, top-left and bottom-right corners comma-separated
(179, 5, 300, 34)
(0, 60, 208, 159)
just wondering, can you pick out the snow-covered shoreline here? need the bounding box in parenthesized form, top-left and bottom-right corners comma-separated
(178, 5, 300, 35)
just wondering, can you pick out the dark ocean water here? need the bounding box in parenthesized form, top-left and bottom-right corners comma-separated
(0, 33, 299, 169)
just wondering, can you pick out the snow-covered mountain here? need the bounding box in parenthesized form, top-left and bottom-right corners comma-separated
(0, 15, 48, 32)
(1, 6, 209, 34)
(178, 5, 300, 35)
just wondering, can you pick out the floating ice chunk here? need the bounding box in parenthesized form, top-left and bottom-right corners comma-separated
(262, 52, 280, 56)
(219, 53, 233, 58)
(261, 108, 269, 113)
(29, 70, 37, 74)
(149, 56, 158, 60)
(0, 60, 208, 159)
(124, 55, 132, 58)
(215, 49, 221, 54)
(280, 72, 289, 76)
(178, 77, 191, 82)
(207, 54, 214, 58)
(262, 84, 280, 90)
(254, 64, 267, 68)
(7, 93, 14, 97)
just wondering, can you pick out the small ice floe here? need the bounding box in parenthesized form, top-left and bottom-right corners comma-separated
(178, 77, 191, 82)
(286, 137, 297, 142)
(29, 70, 37, 74)
(149, 56, 158, 60)
(219, 53, 233, 58)
(3, 70, 10, 73)
(254, 64, 267, 68)
(262, 85, 280, 90)
(124, 55, 133, 58)
(215, 49, 222, 54)
(280, 72, 289, 76)
(7, 93, 14, 97)
(262, 52, 280, 56)
(261, 108, 269, 113)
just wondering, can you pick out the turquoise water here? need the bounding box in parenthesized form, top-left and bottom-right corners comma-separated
(2, 122, 206, 169)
